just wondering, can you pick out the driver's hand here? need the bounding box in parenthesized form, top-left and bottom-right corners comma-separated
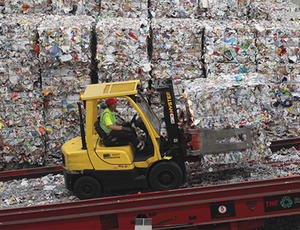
(122, 126, 132, 132)
(122, 121, 131, 127)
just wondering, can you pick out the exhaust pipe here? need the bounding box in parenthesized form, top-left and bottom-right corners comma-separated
(77, 102, 87, 150)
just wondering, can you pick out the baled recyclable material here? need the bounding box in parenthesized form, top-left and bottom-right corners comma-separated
(151, 18, 204, 79)
(249, 0, 300, 21)
(257, 63, 300, 82)
(96, 18, 150, 82)
(152, 18, 203, 63)
(150, 0, 200, 18)
(204, 20, 256, 64)
(0, 87, 45, 168)
(200, 0, 249, 20)
(0, 15, 45, 168)
(50, 0, 100, 16)
(177, 73, 299, 165)
(255, 21, 300, 80)
(206, 63, 257, 78)
(100, 0, 148, 18)
(38, 16, 92, 160)
(255, 21, 300, 64)
(2, 0, 50, 14)
(152, 61, 204, 79)
(203, 20, 256, 77)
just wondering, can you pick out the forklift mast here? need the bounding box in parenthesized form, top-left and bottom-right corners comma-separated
(154, 78, 181, 144)
(154, 78, 187, 172)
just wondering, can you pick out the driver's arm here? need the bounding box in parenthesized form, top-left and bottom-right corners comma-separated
(108, 124, 123, 131)
(103, 113, 123, 131)
(115, 120, 123, 125)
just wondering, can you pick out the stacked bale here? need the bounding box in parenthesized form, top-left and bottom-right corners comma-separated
(50, 0, 100, 16)
(204, 20, 257, 78)
(178, 73, 299, 166)
(151, 18, 204, 79)
(202, 0, 249, 20)
(150, 0, 200, 18)
(254, 21, 300, 82)
(96, 18, 151, 82)
(100, 0, 148, 18)
(249, 0, 300, 21)
(0, 15, 44, 168)
(38, 15, 92, 161)
(1, 0, 50, 14)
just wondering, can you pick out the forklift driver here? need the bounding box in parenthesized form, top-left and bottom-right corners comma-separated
(99, 98, 145, 151)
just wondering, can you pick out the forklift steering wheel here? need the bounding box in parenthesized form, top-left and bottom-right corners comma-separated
(130, 113, 138, 126)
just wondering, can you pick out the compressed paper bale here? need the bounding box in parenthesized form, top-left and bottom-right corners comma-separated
(0, 15, 45, 169)
(50, 0, 100, 16)
(38, 16, 92, 94)
(96, 18, 150, 81)
(249, 1, 300, 21)
(0, 90, 44, 133)
(180, 74, 299, 138)
(100, 0, 148, 18)
(0, 90, 45, 168)
(202, 0, 249, 20)
(255, 21, 300, 64)
(206, 62, 257, 78)
(0, 125, 45, 166)
(152, 18, 203, 64)
(257, 63, 300, 82)
(176, 74, 299, 164)
(152, 61, 204, 79)
(150, 0, 200, 18)
(2, 0, 51, 14)
(204, 20, 256, 65)
(38, 15, 93, 64)
(37, 16, 93, 162)
(0, 15, 41, 85)
(41, 65, 90, 94)
(43, 93, 81, 161)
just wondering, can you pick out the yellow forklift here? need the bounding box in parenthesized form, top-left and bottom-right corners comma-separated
(62, 79, 188, 199)
(62, 78, 252, 199)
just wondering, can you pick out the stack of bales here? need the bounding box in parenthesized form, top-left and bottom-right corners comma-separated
(204, 20, 257, 78)
(150, 0, 200, 18)
(151, 18, 204, 79)
(50, 0, 100, 16)
(38, 15, 92, 160)
(96, 18, 151, 82)
(1, 0, 50, 14)
(100, 0, 148, 18)
(201, 0, 249, 20)
(249, 0, 300, 21)
(179, 73, 299, 166)
(254, 21, 300, 82)
(0, 15, 44, 168)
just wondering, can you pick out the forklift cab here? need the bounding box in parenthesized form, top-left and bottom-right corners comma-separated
(85, 81, 162, 164)
(62, 80, 185, 199)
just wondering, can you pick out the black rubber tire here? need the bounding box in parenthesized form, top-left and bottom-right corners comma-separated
(148, 161, 183, 191)
(73, 176, 102, 200)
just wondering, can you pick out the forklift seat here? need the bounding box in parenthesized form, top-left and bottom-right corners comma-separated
(94, 119, 128, 147)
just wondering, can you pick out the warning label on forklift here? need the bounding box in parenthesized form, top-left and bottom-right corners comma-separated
(264, 193, 300, 212)
(210, 201, 236, 219)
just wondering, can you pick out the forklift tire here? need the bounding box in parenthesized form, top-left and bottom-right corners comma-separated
(73, 176, 102, 200)
(148, 161, 183, 191)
